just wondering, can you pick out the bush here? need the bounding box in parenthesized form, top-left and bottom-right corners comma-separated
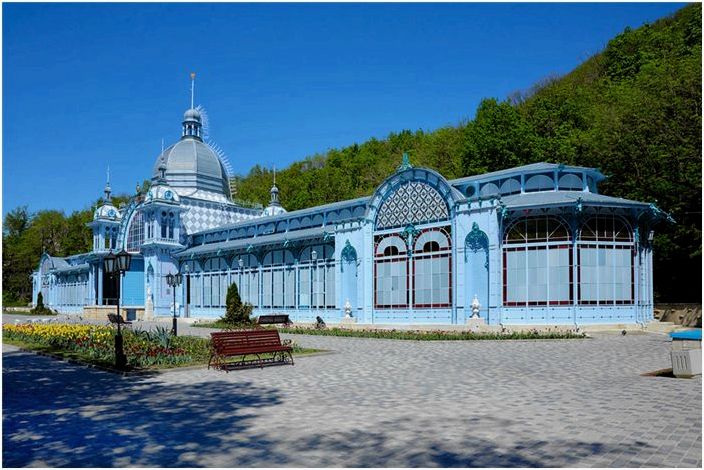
(30, 292, 54, 315)
(220, 283, 254, 327)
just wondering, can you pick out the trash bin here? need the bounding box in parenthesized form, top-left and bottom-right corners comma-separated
(670, 329, 702, 378)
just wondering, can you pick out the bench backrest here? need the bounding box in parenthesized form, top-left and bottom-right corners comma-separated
(211, 329, 283, 352)
(107, 313, 126, 324)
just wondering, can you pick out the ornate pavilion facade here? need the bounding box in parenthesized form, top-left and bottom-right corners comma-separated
(32, 97, 671, 327)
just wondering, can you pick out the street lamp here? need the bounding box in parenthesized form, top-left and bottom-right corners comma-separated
(310, 249, 318, 308)
(183, 263, 190, 319)
(103, 249, 131, 369)
(166, 271, 183, 336)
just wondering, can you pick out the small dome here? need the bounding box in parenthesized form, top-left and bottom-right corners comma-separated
(183, 108, 201, 122)
(144, 183, 181, 204)
(262, 205, 287, 217)
(94, 204, 122, 221)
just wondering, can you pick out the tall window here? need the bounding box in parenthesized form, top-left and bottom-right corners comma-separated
(261, 249, 295, 309)
(299, 245, 335, 309)
(503, 217, 572, 306)
(374, 235, 408, 308)
(168, 212, 175, 239)
(413, 229, 452, 308)
(234, 254, 259, 307)
(374, 228, 452, 309)
(126, 212, 144, 253)
(202, 258, 228, 308)
(160, 212, 168, 238)
(578, 216, 634, 305)
(146, 212, 153, 239)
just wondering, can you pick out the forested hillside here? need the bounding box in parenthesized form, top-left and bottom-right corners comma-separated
(3, 4, 700, 304)
(233, 4, 701, 302)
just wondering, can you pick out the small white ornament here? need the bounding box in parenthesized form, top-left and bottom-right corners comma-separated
(470, 294, 481, 319)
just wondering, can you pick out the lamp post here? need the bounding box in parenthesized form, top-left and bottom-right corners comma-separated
(311, 250, 318, 307)
(103, 249, 131, 369)
(183, 263, 190, 319)
(238, 257, 244, 290)
(166, 271, 183, 336)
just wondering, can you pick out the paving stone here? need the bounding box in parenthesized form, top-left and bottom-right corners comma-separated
(2, 329, 701, 467)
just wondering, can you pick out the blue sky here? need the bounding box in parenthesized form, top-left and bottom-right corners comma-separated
(3, 2, 686, 215)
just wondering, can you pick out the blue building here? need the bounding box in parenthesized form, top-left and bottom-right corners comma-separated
(32, 95, 672, 327)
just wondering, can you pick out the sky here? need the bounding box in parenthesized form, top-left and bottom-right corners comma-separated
(2, 2, 687, 216)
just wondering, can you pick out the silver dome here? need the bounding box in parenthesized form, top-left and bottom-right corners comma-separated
(152, 138, 230, 196)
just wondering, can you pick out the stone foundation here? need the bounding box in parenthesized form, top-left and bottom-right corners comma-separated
(82, 305, 146, 322)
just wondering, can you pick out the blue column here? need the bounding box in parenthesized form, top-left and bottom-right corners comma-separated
(97, 264, 104, 305)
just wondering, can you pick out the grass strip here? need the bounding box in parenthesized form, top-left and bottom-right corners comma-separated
(193, 321, 587, 341)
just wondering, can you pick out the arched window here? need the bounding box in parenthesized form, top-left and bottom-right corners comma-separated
(423, 241, 440, 252)
(126, 212, 144, 253)
(384, 246, 399, 256)
(375, 181, 449, 230)
(168, 212, 175, 239)
(104, 227, 112, 250)
(374, 235, 408, 308)
(145, 212, 153, 239)
(413, 228, 452, 308)
(503, 217, 572, 306)
(374, 228, 452, 309)
(160, 211, 167, 239)
(578, 216, 634, 305)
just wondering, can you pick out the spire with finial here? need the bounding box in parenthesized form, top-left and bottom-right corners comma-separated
(397, 152, 413, 171)
(182, 72, 203, 140)
(269, 166, 281, 207)
(103, 166, 112, 201)
(157, 148, 167, 182)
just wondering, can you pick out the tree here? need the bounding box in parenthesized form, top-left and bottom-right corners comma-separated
(221, 282, 253, 326)
(3, 206, 30, 238)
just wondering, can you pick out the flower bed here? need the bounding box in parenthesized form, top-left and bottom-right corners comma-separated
(3, 323, 319, 370)
(3, 323, 210, 369)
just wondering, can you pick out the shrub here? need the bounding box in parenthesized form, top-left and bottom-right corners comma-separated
(30, 292, 54, 315)
(221, 283, 254, 327)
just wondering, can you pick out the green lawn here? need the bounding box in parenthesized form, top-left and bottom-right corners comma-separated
(193, 321, 587, 341)
(3, 309, 57, 316)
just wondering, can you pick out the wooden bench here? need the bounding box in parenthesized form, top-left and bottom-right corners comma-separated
(209, 329, 294, 372)
(256, 314, 292, 326)
(107, 313, 132, 326)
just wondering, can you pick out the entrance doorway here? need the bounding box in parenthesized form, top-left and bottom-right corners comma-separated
(102, 271, 119, 305)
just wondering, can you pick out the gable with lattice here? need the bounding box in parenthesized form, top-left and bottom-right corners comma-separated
(375, 182, 449, 230)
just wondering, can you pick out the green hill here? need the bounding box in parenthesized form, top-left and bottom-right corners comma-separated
(3, 4, 700, 304)
(233, 4, 702, 302)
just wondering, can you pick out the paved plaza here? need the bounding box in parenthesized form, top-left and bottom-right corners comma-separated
(2, 322, 702, 467)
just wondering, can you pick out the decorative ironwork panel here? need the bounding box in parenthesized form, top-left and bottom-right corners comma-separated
(375, 182, 449, 230)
